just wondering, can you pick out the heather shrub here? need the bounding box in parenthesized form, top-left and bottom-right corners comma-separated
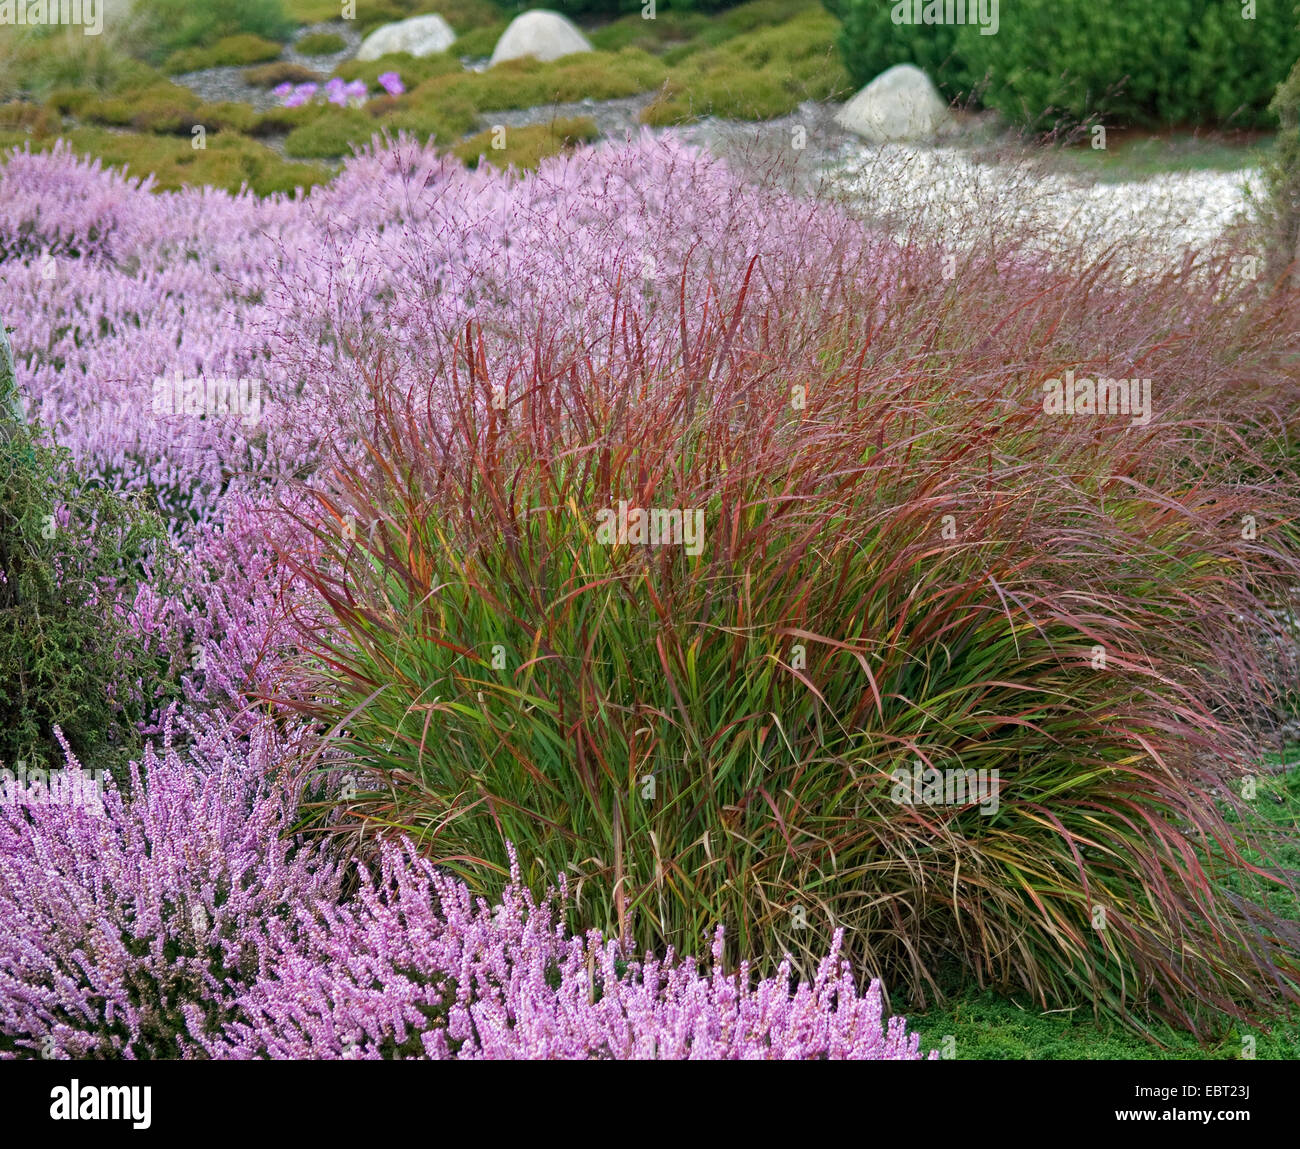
(275, 144, 1300, 1038)
(24, 128, 328, 194)
(219, 844, 933, 1059)
(0, 716, 344, 1059)
(0, 711, 931, 1060)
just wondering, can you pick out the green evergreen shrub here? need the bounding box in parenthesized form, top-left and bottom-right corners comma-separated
(836, 0, 1300, 128)
(0, 324, 183, 779)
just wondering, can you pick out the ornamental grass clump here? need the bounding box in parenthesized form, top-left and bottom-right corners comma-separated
(276, 162, 1300, 1039)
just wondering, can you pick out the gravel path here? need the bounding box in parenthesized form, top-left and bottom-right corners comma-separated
(822, 144, 1263, 278)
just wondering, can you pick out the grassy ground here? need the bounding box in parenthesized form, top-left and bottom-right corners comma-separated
(907, 758, 1300, 1059)
(1046, 129, 1273, 182)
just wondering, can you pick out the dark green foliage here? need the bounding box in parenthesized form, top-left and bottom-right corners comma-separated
(0, 325, 182, 778)
(134, 0, 294, 63)
(837, 0, 1300, 128)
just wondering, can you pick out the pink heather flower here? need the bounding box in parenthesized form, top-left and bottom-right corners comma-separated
(344, 79, 368, 103)
(377, 71, 404, 97)
(271, 82, 293, 99)
(325, 77, 348, 106)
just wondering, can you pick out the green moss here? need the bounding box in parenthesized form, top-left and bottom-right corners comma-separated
(385, 94, 479, 145)
(243, 61, 321, 87)
(194, 102, 262, 134)
(411, 48, 667, 115)
(0, 102, 61, 139)
(332, 52, 463, 89)
(451, 116, 599, 172)
(587, 11, 711, 54)
(295, 32, 347, 56)
(343, 0, 502, 36)
(80, 82, 202, 132)
(162, 34, 284, 74)
(284, 107, 382, 157)
(31, 127, 327, 196)
(641, 5, 850, 124)
(249, 101, 330, 136)
(282, 0, 342, 22)
(454, 21, 510, 58)
(45, 88, 98, 116)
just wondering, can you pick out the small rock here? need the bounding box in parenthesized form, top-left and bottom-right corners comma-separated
(835, 64, 952, 143)
(489, 10, 593, 67)
(357, 14, 456, 62)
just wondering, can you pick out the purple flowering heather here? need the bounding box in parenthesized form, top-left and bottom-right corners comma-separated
(0, 716, 343, 1059)
(0, 730, 933, 1060)
(217, 845, 935, 1060)
(376, 71, 404, 96)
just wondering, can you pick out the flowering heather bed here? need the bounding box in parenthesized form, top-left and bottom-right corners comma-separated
(0, 714, 929, 1059)
(2, 127, 1299, 1055)
(0, 133, 930, 1058)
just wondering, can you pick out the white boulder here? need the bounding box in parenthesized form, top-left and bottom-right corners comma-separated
(489, 10, 593, 67)
(835, 64, 952, 143)
(357, 14, 456, 61)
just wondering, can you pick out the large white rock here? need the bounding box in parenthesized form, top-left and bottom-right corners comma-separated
(356, 14, 456, 61)
(835, 64, 951, 143)
(489, 10, 593, 67)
